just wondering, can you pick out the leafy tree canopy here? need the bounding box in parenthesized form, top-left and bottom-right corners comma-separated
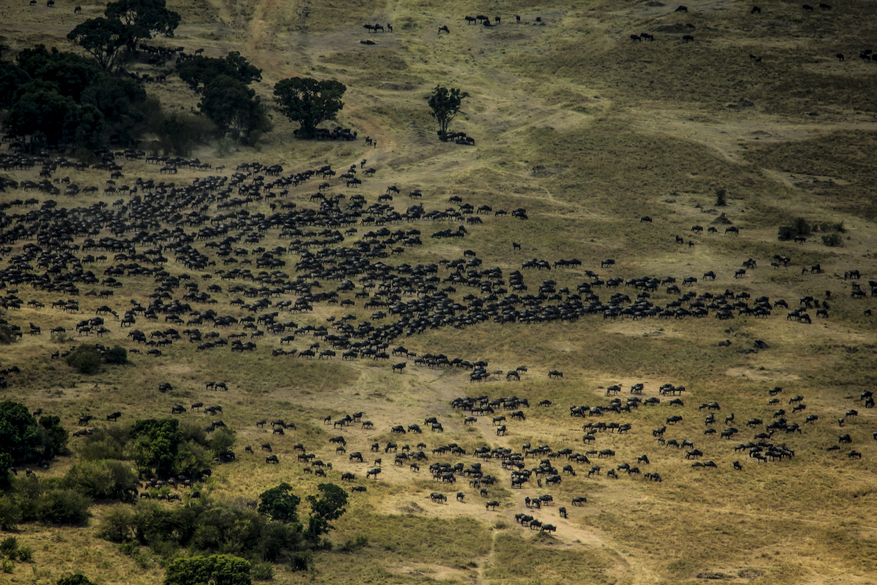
(81, 78, 147, 142)
(67, 18, 130, 72)
(105, 0, 181, 38)
(198, 75, 269, 143)
(38, 415, 70, 460)
(258, 482, 301, 523)
(130, 418, 182, 479)
(0, 60, 30, 110)
(273, 77, 346, 139)
(67, 0, 180, 71)
(0, 402, 40, 466)
(0, 404, 70, 489)
(177, 51, 262, 94)
(305, 483, 348, 538)
(1, 83, 78, 144)
(428, 85, 468, 138)
(16, 45, 103, 101)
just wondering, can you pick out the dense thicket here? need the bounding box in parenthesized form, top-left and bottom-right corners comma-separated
(79, 418, 234, 479)
(98, 483, 347, 571)
(0, 45, 156, 150)
(0, 401, 69, 488)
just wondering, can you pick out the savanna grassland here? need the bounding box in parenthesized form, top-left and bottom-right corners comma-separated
(2, 0, 877, 584)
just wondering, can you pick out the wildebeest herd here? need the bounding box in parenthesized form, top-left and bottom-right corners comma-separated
(0, 143, 874, 537)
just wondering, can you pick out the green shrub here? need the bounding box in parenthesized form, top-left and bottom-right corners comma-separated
(288, 550, 312, 572)
(258, 483, 300, 523)
(38, 415, 70, 459)
(0, 318, 17, 345)
(65, 460, 139, 501)
(0, 402, 39, 465)
(33, 488, 91, 526)
(209, 427, 236, 459)
(0, 454, 12, 491)
(714, 187, 727, 206)
(16, 544, 32, 562)
(14, 480, 91, 526)
(0, 536, 18, 557)
(777, 217, 811, 241)
(156, 112, 216, 156)
(251, 562, 274, 581)
(164, 554, 252, 585)
(0, 496, 21, 530)
(105, 346, 128, 364)
(78, 427, 128, 461)
(822, 233, 843, 247)
(66, 345, 102, 375)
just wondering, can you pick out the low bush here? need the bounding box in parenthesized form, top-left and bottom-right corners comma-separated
(0, 496, 21, 530)
(0, 536, 33, 562)
(165, 554, 251, 585)
(777, 217, 811, 241)
(104, 346, 128, 365)
(822, 233, 843, 247)
(65, 345, 102, 375)
(13, 478, 92, 526)
(64, 460, 139, 501)
(251, 562, 274, 581)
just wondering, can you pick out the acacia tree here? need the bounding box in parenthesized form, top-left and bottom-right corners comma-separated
(177, 52, 262, 94)
(105, 0, 181, 39)
(273, 77, 346, 139)
(67, 0, 180, 71)
(66, 18, 129, 71)
(428, 85, 468, 139)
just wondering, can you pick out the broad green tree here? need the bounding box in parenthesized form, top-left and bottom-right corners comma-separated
(130, 418, 182, 479)
(68, 0, 180, 71)
(0, 402, 40, 466)
(66, 18, 130, 71)
(198, 75, 269, 142)
(305, 483, 347, 538)
(177, 52, 262, 94)
(273, 77, 346, 139)
(105, 0, 181, 39)
(258, 482, 300, 523)
(16, 45, 103, 101)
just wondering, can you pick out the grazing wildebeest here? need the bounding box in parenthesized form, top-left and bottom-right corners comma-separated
(438, 25, 450, 34)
